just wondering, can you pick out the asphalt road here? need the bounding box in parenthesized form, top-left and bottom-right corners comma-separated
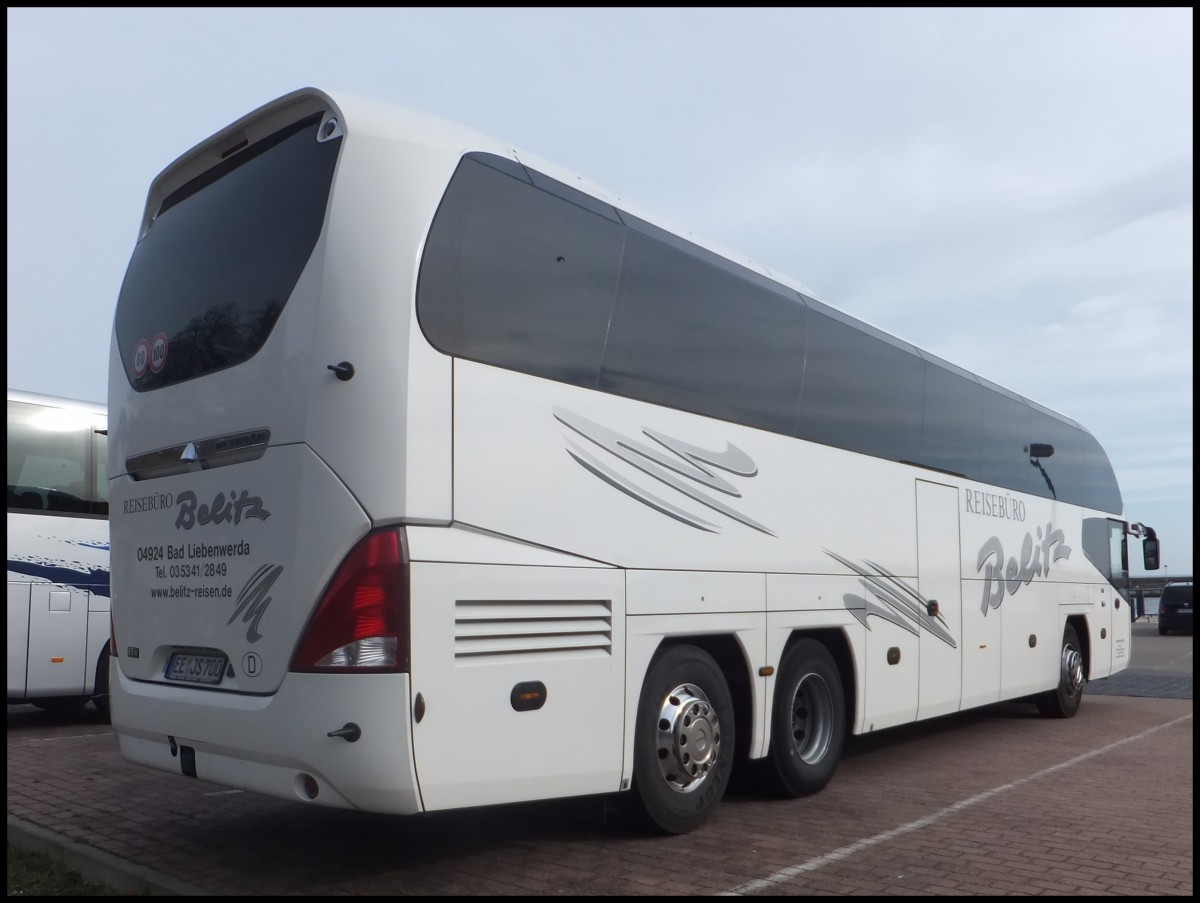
(7, 619, 1192, 896)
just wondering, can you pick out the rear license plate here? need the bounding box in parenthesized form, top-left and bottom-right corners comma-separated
(164, 651, 228, 685)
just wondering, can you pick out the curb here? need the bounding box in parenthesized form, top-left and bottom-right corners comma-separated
(7, 814, 209, 896)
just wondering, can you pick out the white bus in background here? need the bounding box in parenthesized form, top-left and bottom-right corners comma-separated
(107, 87, 1160, 835)
(7, 389, 111, 717)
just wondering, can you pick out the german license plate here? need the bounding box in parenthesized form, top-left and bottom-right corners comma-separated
(164, 651, 228, 685)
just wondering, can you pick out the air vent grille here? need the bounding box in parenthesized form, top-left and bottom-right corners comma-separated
(453, 599, 612, 660)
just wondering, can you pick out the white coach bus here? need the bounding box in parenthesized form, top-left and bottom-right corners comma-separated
(107, 87, 1160, 834)
(8, 388, 112, 717)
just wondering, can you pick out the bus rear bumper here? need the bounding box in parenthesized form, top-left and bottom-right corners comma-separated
(111, 667, 422, 814)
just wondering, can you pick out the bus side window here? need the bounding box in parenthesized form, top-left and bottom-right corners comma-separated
(10, 486, 46, 511)
(47, 487, 88, 514)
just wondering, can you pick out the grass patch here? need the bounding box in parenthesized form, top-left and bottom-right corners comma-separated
(7, 842, 121, 896)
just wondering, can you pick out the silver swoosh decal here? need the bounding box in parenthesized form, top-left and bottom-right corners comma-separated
(554, 407, 774, 536)
(827, 550, 957, 648)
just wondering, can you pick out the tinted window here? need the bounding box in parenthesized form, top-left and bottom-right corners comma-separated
(418, 156, 623, 388)
(920, 357, 982, 477)
(7, 400, 107, 516)
(796, 306, 923, 462)
(1027, 408, 1085, 504)
(1160, 584, 1192, 605)
(114, 114, 341, 390)
(1081, 517, 1112, 577)
(1080, 430, 1123, 514)
(598, 227, 807, 434)
(416, 153, 1121, 510)
(979, 387, 1044, 497)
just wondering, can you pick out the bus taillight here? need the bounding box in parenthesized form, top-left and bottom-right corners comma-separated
(290, 527, 410, 673)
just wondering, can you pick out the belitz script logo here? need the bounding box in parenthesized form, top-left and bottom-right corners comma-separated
(554, 407, 774, 535)
(174, 490, 270, 530)
(975, 523, 1072, 615)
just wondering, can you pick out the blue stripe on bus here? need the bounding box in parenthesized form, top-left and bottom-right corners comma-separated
(6, 560, 111, 598)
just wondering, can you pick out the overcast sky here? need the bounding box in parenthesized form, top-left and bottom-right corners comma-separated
(6, 8, 1193, 575)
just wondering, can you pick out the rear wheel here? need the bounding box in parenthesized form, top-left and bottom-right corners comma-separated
(1036, 623, 1084, 718)
(762, 639, 845, 797)
(92, 646, 111, 719)
(628, 645, 735, 835)
(1158, 620, 1168, 636)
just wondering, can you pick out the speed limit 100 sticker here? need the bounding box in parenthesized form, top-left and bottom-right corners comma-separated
(132, 339, 150, 378)
(150, 333, 168, 373)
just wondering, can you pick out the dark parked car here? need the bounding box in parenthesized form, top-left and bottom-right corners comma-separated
(1157, 582, 1193, 635)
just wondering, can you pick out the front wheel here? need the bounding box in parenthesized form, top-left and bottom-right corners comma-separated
(1036, 623, 1084, 718)
(92, 646, 111, 720)
(763, 639, 846, 797)
(628, 645, 735, 835)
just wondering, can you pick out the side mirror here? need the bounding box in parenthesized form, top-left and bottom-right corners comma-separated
(1142, 537, 1160, 571)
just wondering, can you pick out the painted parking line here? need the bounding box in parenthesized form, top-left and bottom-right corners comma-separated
(26, 731, 114, 742)
(719, 713, 1193, 896)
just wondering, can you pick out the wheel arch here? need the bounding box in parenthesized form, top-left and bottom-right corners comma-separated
(654, 634, 754, 767)
(1066, 614, 1091, 679)
(778, 627, 856, 739)
(92, 640, 112, 719)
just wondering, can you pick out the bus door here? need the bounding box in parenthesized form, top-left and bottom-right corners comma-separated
(916, 480, 963, 720)
(1089, 521, 1129, 679)
(25, 584, 89, 697)
(1091, 584, 1115, 678)
(1089, 518, 1132, 682)
(7, 581, 32, 697)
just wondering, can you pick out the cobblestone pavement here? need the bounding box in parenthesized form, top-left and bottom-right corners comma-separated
(8, 622, 1192, 896)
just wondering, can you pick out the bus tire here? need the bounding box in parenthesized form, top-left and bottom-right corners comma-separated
(764, 639, 845, 797)
(92, 646, 111, 720)
(1036, 623, 1084, 718)
(628, 644, 734, 835)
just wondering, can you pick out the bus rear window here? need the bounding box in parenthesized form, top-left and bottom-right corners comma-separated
(113, 113, 341, 391)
